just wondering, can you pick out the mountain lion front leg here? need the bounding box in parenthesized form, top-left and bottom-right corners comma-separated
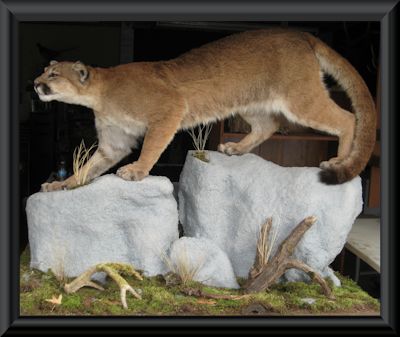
(41, 145, 130, 192)
(117, 117, 182, 181)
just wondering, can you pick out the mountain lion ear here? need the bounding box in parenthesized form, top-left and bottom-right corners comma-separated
(49, 60, 58, 65)
(72, 61, 89, 83)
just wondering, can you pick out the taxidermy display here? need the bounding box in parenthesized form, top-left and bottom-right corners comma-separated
(33, 29, 376, 192)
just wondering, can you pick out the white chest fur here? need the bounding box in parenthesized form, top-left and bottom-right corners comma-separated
(95, 114, 147, 151)
(102, 114, 146, 137)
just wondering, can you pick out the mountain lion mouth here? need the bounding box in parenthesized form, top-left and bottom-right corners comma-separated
(34, 83, 52, 96)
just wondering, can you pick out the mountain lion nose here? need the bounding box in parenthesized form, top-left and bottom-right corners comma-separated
(34, 83, 51, 95)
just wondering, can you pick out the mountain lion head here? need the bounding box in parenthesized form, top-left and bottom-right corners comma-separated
(34, 60, 90, 104)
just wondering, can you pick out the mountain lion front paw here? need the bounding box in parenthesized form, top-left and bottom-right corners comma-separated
(41, 181, 66, 192)
(116, 163, 149, 181)
(41, 176, 78, 192)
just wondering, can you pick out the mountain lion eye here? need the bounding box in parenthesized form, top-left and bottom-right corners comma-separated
(48, 73, 58, 78)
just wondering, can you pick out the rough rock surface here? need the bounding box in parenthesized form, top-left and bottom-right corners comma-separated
(26, 174, 179, 278)
(168, 237, 240, 289)
(178, 151, 363, 286)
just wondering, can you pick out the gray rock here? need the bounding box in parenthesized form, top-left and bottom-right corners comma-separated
(168, 237, 239, 289)
(300, 297, 316, 305)
(26, 174, 179, 278)
(178, 151, 363, 286)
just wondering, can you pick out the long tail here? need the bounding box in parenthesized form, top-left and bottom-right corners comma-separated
(305, 33, 376, 184)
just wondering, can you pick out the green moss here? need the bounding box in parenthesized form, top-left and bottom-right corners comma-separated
(192, 151, 209, 163)
(62, 294, 82, 309)
(246, 291, 287, 314)
(20, 247, 380, 316)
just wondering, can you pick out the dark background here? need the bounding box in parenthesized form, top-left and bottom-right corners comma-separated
(19, 21, 381, 298)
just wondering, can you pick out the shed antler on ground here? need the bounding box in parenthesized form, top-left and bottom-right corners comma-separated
(64, 263, 143, 309)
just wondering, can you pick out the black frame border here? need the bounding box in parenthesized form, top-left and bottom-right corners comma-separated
(0, 0, 398, 334)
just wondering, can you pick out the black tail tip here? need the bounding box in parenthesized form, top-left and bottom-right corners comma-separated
(319, 169, 340, 185)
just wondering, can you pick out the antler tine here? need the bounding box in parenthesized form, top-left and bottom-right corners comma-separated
(85, 281, 105, 291)
(101, 264, 142, 309)
(121, 284, 142, 309)
(64, 266, 104, 294)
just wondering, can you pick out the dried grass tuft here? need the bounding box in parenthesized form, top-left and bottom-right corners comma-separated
(162, 249, 205, 286)
(73, 140, 97, 187)
(187, 123, 213, 162)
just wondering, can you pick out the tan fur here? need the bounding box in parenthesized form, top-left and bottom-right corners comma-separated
(34, 29, 376, 191)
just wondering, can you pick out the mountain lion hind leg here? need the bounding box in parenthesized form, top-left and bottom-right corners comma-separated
(218, 113, 279, 155)
(288, 95, 356, 176)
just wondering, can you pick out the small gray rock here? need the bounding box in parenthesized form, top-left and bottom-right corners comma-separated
(168, 237, 240, 289)
(26, 174, 179, 278)
(21, 272, 31, 283)
(300, 297, 316, 305)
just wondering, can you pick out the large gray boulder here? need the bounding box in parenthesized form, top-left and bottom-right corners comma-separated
(178, 151, 363, 286)
(26, 174, 179, 278)
(168, 237, 240, 289)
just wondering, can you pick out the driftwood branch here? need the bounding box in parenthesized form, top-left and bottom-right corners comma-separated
(64, 263, 143, 309)
(244, 216, 334, 300)
(283, 259, 334, 299)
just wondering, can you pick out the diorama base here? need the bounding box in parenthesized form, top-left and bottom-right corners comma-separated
(20, 247, 379, 316)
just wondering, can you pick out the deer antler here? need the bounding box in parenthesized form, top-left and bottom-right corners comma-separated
(64, 263, 143, 309)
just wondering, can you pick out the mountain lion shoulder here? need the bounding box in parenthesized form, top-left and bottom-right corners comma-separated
(34, 29, 376, 192)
